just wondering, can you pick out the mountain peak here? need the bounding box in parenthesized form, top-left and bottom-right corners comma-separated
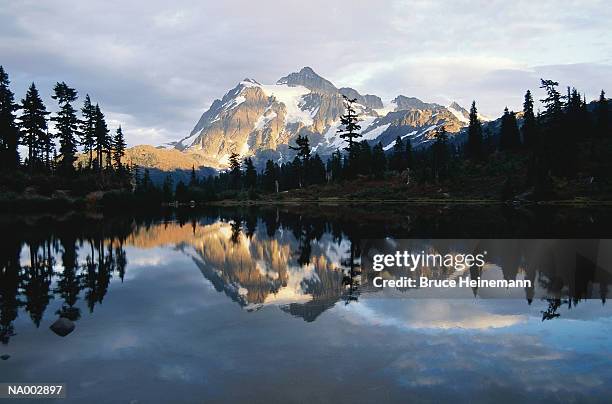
(393, 95, 441, 111)
(449, 101, 467, 113)
(277, 66, 337, 93)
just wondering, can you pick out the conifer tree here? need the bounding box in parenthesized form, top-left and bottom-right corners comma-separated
(141, 168, 153, 192)
(404, 138, 413, 169)
(389, 136, 405, 172)
(371, 142, 386, 179)
(189, 164, 197, 186)
(228, 152, 241, 189)
(289, 134, 311, 162)
(113, 126, 126, 170)
(522, 90, 537, 149)
(539, 79, 564, 125)
(263, 159, 278, 191)
(93, 104, 110, 171)
(356, 141, 372, 176)
(432, 126, 450, 180)
(19, 83, 49, 169)
(0, 66, 20, 169)
(539, 79, 570, 175)
(51, 82, 79, 173)
(466, 101, 482, 160)
(80, 95, 96, 169)
(243, 157, 257, 189)
(596, 90, 609, 138)
(162, 175, 174, 201)
(328, 150, 343, 182)
(499, 107, 521, 151)
(337, 95, 362, 156)
(309, 154, 327, 184)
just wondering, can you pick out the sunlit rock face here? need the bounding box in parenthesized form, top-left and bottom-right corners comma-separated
(126, 220, 349, 320)
(168, 67, 473, 169)
(124, 223, 612, 320)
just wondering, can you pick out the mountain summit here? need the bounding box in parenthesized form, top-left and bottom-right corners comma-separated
(170, 67, 473, 168)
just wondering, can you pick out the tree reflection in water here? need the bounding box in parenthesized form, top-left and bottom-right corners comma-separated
(0, 207, 610, 345)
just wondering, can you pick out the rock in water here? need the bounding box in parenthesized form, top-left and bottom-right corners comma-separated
(0, 354, 9, 360)
(50, 317, 75, 337)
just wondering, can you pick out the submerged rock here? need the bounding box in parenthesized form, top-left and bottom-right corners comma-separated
(50, 317, 75, 337)
(0, 354, 9, 360)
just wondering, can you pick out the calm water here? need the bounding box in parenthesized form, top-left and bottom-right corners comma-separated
(1, 207, 612, 403)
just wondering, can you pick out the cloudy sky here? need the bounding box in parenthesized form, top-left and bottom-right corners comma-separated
(1, 0, 611, 146)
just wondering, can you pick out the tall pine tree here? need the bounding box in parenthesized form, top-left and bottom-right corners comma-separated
(80, 95, 96, 169)
(522, 90, 538, 149)
(243, 157, 257, 189)
(337, 95, 362, 156)
(228, 152, 241, 189)
(432, 126, 450, 180)
(596, 90, 609, 138)
(0, 66, 20, 170)
(499, 107, 521, 151)
(93, 104, 110, 171)
(466, 101, 482, 160)
(19, 83, 49, 170)
(371, 142, 386, 179)
(113, 125, 126, 170)
(389, 136, 406, 172)
(263, 159, 278, 191)
(51, 82, 79, 174)
(289, 134, 311, 162)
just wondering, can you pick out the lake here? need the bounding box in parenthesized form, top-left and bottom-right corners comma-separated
(1, 205, 611, 403)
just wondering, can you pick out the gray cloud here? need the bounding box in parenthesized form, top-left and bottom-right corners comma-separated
(1, 0, 611, 145)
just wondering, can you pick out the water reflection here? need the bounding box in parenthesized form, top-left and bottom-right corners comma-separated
(1, 209, 612, 402)
(1, 209, 611, 347)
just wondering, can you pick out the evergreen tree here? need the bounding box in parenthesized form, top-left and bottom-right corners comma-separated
(371, 142, 386, 179)
(564, 87, 588, 141)
(337, 95, 362, 156)
(389, 136, 405, 172)
(263, 159, 278, 191)
(309, 154, 327, 184)
(162, 174, 174, 201)
(80, 95, 96, 169)
(404, 138, 413, 169)
(141, 168, 153, 192)
(19, 83, 49, 169)
(189, 164, 198, 187)
(522, 90, 538, 149)
(289, 134, 311, 185)
(356, 141, 372, 176)
(93, 104, 110, 171)
(466, 101, 483, 160)
(244, 157, 257, 189)
(51, 82, 79, 174)
(289, 134, 311, 162)
(328, 150, 343, 182)
(539, 79, 564, 125)
(431, 126, 450, 180)
(539, 79, 570, 175)
(290, 157, 303, 188)
(499, 107, 521, 151)
(0, 66, 20, 169)
(113, 126, 126, 170)
(596, 90, 609, 138)
(228, 152, 241, 189)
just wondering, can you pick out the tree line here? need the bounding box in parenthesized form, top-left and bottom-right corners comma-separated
(0, 65, 127, 176)
(158, 85, 609, 203)
(4, 60, 609, 204)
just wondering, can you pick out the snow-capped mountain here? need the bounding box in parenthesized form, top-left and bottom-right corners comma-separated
(170, 67, 477, 168)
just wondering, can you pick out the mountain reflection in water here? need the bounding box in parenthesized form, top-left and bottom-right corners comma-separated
(1, 208, 611, 403)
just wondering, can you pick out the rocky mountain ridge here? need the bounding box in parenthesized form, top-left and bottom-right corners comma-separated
(166, 67, 477, 169)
